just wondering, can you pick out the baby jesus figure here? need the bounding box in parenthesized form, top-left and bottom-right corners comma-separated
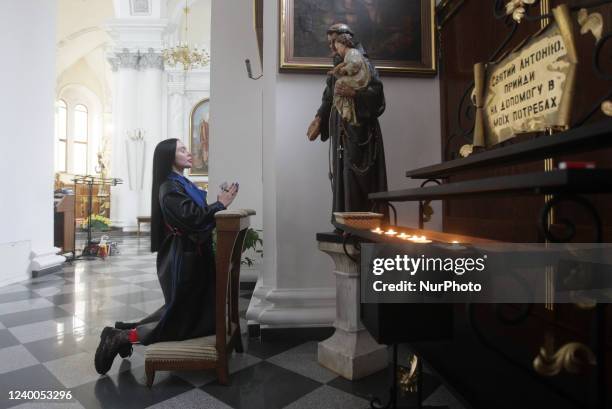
(328, 33, 371, 126)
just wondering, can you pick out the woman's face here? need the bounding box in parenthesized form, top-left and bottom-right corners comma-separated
(174, 140, 193, 170)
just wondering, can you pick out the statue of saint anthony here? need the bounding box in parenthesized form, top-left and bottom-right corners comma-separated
(307, 23, 388, 223)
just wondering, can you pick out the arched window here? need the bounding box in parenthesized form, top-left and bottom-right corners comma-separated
(54, 100, 67, 172)
(73, 104, 88, 175)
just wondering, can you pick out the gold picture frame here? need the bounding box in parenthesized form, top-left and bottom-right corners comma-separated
(194, 181, 209, 191)
(279, 0, 437, 75)
(189, 98, 210, 176)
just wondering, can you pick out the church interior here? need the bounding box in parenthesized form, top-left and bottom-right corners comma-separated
(1, 0, 611, 408)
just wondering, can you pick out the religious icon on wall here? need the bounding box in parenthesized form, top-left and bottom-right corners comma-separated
(189, 98, 210, 176)
(280, 0, 436, 75)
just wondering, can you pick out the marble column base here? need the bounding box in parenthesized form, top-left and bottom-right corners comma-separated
(317, 237, 388, 380)
(318, 326, 387, 380)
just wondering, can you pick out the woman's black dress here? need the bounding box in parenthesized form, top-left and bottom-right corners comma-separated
(134, 179, 225, 345)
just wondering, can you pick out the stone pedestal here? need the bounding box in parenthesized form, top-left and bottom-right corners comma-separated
(317, 236, 388, 380)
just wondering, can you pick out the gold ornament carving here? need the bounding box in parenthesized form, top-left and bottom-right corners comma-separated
(506, 0, 536, 23)
(577, 9, 603, 42)
(398, 355, 419, 393)
(533, 337, 597, 377)
(459, 144, 474, 158)
(601, 100, 612, 117)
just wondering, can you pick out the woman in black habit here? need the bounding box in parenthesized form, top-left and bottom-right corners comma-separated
(94, 138, 238, 375)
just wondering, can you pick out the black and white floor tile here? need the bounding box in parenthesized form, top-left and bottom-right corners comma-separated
(0, 234, 466, 409)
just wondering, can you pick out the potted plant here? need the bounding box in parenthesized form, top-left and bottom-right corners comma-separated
(81, 214, 112, 231)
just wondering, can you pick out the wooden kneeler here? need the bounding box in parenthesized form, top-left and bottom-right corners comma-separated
(144, 209, 255, 386)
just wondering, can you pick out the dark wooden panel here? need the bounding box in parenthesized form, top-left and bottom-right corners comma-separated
(438, 0, 547, 242)
(547, 0, 612, 244)
(430, 2, 612, 407)
(439, 1, 612, 244)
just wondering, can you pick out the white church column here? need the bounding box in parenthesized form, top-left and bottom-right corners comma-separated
(138, 49, 164, 218)
(167, 71, 186, 141)
(109, 50, 140, 230)
(104, 6, 167, 230)
(244, 0, 336, 328)
(0, 0, 64, 285)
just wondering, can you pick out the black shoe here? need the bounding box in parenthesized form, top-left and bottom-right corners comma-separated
(114, 321, 138, 330)
(118, 343, 133, 359)
(114, 322, 136, 358)
(94, 327, 130, 375)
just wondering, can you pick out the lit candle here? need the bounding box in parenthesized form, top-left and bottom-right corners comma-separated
(385, 229, 398, 236)
(397, 233, 410, 240)
(371, 227, 383, 234)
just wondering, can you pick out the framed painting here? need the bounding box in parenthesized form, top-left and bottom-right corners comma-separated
(254, 0, 264, 66)
(189, 98, 210, 176)
(194, 181, 209, 191)
(279, 0, 436, 75)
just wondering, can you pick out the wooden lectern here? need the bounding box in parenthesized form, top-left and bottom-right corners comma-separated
(54, 195, 75, 253)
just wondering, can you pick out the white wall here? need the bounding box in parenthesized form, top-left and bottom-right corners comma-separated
(0, 0, 59, 286)
(209, 0, 263, 229)
(207, 0, 441, 326)
(272, 74, 442, 290)
(253, 0, 442, 327)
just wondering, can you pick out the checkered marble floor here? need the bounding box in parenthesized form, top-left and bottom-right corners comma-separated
(0, 234, 466, 409)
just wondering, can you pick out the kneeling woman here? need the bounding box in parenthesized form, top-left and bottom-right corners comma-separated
(95, 138, 238, 374)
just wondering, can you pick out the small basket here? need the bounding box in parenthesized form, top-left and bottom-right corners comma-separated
(333, 212, 384, 230)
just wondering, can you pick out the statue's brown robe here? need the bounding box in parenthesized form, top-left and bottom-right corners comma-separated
(317, 51, 388, 221)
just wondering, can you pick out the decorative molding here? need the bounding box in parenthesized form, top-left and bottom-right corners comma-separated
(249, 284, 336, 327)
(117, 48, 140, 70)
(103, 18, 168, 54)
(140, 48, 164, 70)
(256, 305, 336, 327)
(577, 8, 603, 42)
(125, 129, 147, 190)
(602, 100, 612, 117)
(107, 48, 164, 71)
(533, 339, 597, 376)
(30, 247, 65, 275)
(130, 0, 151, 16)
(107, 57, 120, 72)
(57, 26, 102, 48)
(246, 279, 272, 322)
(318, 241, 359, 275)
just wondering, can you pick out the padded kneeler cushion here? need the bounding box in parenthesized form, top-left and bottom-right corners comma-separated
(144, 335, 217, 361)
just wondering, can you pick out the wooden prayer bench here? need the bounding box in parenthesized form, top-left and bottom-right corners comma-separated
(144, 209, 255, 386)
(136, 216, 151, 236)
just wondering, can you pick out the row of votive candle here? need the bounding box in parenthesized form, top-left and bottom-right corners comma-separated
(370, 227, 432, 243)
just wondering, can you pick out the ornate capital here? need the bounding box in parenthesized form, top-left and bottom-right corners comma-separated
(116, 48, 140, 70)
(107, 48, 163, 71)
(317, 241, 360, 276)
(107, 57, 120, 72)
(140, 48, 164, 71)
